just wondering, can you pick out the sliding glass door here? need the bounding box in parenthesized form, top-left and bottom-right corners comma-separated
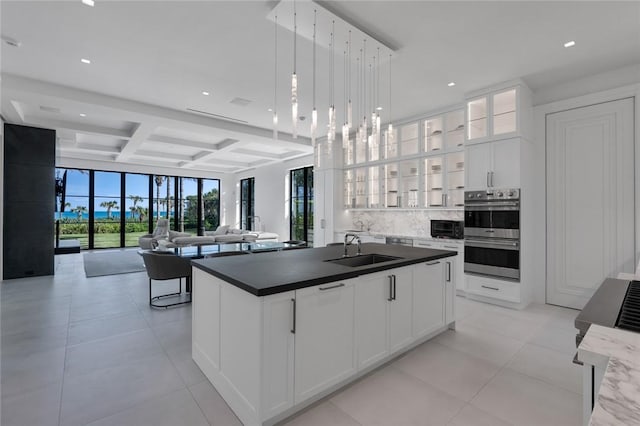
(290, 166, 314, 244)
(124, 173, 150, 247)
(240, 177, 255, 230)
(93, 171, 121, 248)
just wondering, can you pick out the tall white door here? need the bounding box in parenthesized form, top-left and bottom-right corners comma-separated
(546, 98, 635, 309)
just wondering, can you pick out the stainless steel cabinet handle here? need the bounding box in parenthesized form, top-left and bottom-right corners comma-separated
(490, 171, 494, 187)
(442, 194, 446, 207)
(446, 262, 451, 282)
(481, 285, 499, 291)
(291, 298, 296, 334)
(319, 283, 345, 291)
(387, 275, 394, 301)
(443, 245, 458, 249)
(392, 275, 397, 300)
(486, 171, 490, 188)
(426, 261, 440, 266)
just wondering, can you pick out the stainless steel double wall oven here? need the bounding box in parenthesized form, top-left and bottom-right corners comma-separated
(464, 189, 520, 281)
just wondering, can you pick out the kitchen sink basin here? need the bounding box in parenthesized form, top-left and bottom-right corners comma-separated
(326, 254, 402, 267)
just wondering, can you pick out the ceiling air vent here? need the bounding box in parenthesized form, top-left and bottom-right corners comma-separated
(40, 106, 61, 113)
(230, 97, 252, 107)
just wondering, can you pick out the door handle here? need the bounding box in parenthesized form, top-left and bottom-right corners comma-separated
(392, 275, 397, 300)
(446, 262, 451, 282)
(426, 261, 440, 266)
(291, 298, 296, 334)
(481, 285, 499, 291)
(388, 275, 394, 301)
(319, 283, 345, 291)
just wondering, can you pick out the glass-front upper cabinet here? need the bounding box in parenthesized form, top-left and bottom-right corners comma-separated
(400, 160, 419, 208)
(465, 84, 530, 143)
(343, 170, 354, 208)
(493, 89, 516, 135)
(383, 163, 399, 208)
(445, 110, 465, 149)
(343, 138, 354, 166)
(424, 116, 443, 153)
(400, 122, 419, 156)
(355, 167, 367, 208)
(355, 135, 367, 164)
(467, 97, 487, 141)
(424, 157, 444, 207)
(384, 126, 398, 159)
(368, 166, 381, 208)
(446, 151, 465, 207)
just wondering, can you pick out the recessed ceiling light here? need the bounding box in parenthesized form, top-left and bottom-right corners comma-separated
(82, 0, 95, 6)
(267, 108, 273, 112)
(79, 113, 87, 117)
(202, 91, 210, 96)
(376, 106, 383, 111)
(81, 58, 91, 64)
(447, 82, 456, 87)
(564, 40, 576, 48)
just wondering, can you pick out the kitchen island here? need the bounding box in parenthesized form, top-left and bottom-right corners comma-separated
(191, 243, 457, 426)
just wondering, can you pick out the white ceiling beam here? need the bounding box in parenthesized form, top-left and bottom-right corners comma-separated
(24, 115, 131, 139)
(134, 149, 193, 162)
(116, 122, 157, 161)
(231, 147, 284, 159)
(146, 134, 220, 151)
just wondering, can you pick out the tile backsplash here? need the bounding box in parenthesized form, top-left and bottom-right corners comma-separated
(347, 210, 463, 238)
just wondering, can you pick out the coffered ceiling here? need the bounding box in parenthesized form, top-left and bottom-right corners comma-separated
(1, 1, 639, 175)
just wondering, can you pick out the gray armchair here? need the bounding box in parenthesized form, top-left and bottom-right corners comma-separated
(138, 219, 170, 249)
(141, 251, 191, 308)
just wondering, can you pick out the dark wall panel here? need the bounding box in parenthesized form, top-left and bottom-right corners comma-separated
(3, 124, 56, 279)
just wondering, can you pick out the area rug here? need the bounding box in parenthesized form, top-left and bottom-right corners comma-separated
(83, 250, 146, 277)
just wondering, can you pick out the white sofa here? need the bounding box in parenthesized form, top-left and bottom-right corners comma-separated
(160, 225, 279, 248)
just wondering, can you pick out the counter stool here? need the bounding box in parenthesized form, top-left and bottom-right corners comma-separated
(141, 251, 192, 308)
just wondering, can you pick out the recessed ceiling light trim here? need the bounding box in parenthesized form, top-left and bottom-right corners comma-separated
(82, 0, 95, 6)
(447, 82, 456, 87)
(79, 113, 87, 117)
(81, 58, 91, 64)
(202, 91, 210, 96)
(186, 108, 249, 124)
(564, 40, 576, 48)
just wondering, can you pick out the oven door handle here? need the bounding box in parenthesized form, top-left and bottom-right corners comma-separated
(464, 202, 520, 208)
(465, 239, 520, 250)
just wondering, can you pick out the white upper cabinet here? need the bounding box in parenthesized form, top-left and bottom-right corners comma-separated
(465, 138, 521, 191)
(465, 83, 532, 144)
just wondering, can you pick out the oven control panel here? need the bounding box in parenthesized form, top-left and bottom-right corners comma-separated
(465, 188, 520, 201)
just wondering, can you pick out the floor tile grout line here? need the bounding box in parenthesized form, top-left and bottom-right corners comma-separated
(185, 384, 215, 426)
(56, 297, 72, 426)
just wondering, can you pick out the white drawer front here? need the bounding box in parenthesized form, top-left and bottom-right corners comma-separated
(465, 274, 520, 303)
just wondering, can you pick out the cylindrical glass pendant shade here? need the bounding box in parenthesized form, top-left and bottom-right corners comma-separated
(311, 108, 317, 146)
(273, 112, 278, 140)
(342, 123, 349, 149)
(328, 106, 336, 142)
(347, 100, 353, 129)
(291, 73, 298, 138)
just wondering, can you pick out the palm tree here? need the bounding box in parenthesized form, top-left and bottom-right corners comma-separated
(58, 202, 71, 220)
(100, 200, 119, 219)
(137, 207, 148, 223)
(154, 176, 164, 220)
(128, 195, 143, 220)
(71, 205, 87, 220)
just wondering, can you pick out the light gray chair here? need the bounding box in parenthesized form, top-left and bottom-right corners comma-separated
(138, 219, 170, 249)
(141, 251, 191, 308)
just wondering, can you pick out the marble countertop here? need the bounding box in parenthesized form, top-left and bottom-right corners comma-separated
(577, 324, 640, 425)
(335, 230, 464, 244)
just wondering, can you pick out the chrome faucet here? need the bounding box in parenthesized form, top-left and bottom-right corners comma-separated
(344, 233, 362, 257)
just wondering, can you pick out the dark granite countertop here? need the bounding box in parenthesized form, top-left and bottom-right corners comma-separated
(191, 243, 456, 296)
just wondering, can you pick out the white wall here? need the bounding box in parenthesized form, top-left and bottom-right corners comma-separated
(231, 155, 314, 241)
(532, 80, 640, 304)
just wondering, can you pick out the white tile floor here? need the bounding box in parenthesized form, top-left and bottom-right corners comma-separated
(1, 251, 583, 426)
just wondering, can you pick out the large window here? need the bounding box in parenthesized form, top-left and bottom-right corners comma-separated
(93, 171, 121, 248)
(124, 173, 150, 247)
(240, 177, 255, 230)
(56, 168, 89, 249)
(54, 167, 220, 249)
(290, 166, 313, 244)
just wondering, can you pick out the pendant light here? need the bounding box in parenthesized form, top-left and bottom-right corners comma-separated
(291, 0, 298, 139)
(347, 31, 352, 129)
(342, 45, 349, 149)
(361, 41, 368, 151)
(385, 53, 395, 155)
(310, 10, 317, 146)
(327, 20, 336, 145)
(273, 15, 278, 140)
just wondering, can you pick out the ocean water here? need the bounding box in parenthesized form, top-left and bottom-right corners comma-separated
(55, 211, 171, 220)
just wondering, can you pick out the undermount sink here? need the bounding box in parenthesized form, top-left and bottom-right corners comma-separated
(325, 254, 402, 267)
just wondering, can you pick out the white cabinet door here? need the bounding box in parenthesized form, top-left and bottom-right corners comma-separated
(294, 280, 357, 404)
(412, 261, 445, 338)
(192, 268, 221, 371)
(439, 242, 464, 294)
(465, 143, 492, 191)
(388, 267, 414, 353)
(492, 138, 520, 188)
(261, 291, 295, 418)
(355, 272, 390, 369)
